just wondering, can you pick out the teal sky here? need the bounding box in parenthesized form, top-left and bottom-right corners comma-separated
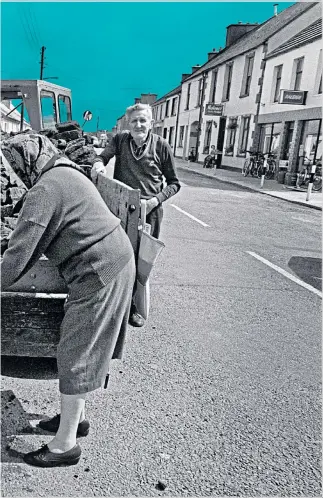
(1, 2, 294, 131)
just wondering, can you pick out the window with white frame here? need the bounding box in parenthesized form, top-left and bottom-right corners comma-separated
(209, 70, 218, 103)
(241, 54, 254, 97)
(291, 57, 304, 91)
(222, 63, 233, 101)
(203, 121, 213, 153)
(185, 83, 191, 110)
(237, 116, 250, 156)
(197, 79, 203, 107)
(178, 126, 185, 147)
(272, 64, 283, 102)
(159, 104, 163, 120)
(225, 117, 238, 155)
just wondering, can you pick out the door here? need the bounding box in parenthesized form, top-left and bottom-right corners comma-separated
(216, 117, 226, 167)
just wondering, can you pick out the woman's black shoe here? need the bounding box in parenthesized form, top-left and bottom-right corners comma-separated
(128, 312, 145, 327)
(23, 444, 81, 467)
(38, 414, 90, 437)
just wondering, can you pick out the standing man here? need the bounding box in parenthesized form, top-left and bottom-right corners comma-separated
(91, 103, 181, 327)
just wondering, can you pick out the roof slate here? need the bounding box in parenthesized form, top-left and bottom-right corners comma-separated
(265, 17, 322, 59)
(152, 85, 181, 105)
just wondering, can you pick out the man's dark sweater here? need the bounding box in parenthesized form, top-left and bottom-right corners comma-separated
(96, 131, 181, 203)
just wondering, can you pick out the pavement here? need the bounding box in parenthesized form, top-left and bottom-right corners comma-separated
(175, 158, 323, 211)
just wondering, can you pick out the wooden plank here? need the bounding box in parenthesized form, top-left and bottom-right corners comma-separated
(1, 293, 64, 357)
(96, 174, 141, 256)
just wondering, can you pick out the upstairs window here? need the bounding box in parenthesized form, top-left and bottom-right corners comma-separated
(185, 83, 191, 110)
(273, 64, 283, 102)
(165, 100, 170, 117)
(197, 79, 203, 107)
(209, 70, 218, 103)
(241, 54, 254, 97)
(222, 63, 233, 102)
(171, 97, 177, 116)
(292, 57, 304, 90)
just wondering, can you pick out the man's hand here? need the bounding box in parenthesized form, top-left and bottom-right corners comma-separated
(145, 197, 159, 215)
(91, 161, 106, 183)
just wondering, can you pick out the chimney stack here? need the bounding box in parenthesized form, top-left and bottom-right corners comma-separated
(192, 64, 201, 73)
(208, 48, 218, 61)
(181, 73, 190, 82)
(225, 22, 259, 47)
(273, 3, 278, 16)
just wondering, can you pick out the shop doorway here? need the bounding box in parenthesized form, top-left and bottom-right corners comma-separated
(216, 117, 226, 167)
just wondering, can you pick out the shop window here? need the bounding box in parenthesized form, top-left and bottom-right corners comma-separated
(272, 65, 283, 102)
(203, 121, 213, 153)
(169, 126, 174, 146)
(222, 63, 233, 102)
(291, 57, 304, 91)
(185, 83, 191, 110)
(237, 116, 251, 156)
(258, 122, 281, 155)
(241, 54, 254, 97)
(178, 126, 185, 147)
(225, 117, 238, 156)
(40, 91, 57, 129)
(58, 95, 72, 123)
(298, 120, 322, 169)
(282, 122, 294, 160)
(209, 70, 218, 103)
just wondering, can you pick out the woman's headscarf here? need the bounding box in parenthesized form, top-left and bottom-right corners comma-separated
(1, 133, 83, 189)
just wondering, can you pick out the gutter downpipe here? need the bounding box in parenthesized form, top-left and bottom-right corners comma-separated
(255, 42, 267, 152)
(196, 71, 208, 162)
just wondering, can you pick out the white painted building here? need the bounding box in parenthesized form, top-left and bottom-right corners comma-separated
(1, 100, 30, 133)
(175, 1, 320, 170)
(152, 86, 181, 153)
(258, 16, 322, 185)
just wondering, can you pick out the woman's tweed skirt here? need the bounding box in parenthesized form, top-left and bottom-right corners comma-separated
(57, 257, 135, 395)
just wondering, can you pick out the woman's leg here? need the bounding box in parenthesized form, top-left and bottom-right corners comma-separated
(47, 392, 86, 453)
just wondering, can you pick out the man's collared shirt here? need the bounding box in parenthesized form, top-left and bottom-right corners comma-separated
(130, 132, 151, 160)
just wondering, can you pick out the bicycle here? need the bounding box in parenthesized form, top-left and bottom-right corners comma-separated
(297, 158, 322, 191)
(256, 152, 277, 180)
(242, 151, 263, 177)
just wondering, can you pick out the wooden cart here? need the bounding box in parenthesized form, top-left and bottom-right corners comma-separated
(1, 174, 141, 357)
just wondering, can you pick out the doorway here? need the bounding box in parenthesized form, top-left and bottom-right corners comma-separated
(216, 117, 226, 167)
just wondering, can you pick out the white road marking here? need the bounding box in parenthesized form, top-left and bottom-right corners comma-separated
(292, 216, 320, 225)
(170, 204, 210, 227)
(247, 251, 322, 298)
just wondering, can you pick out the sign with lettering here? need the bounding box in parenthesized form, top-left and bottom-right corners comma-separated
(205, 103, 223, 116)
(279, 90, 307, 105)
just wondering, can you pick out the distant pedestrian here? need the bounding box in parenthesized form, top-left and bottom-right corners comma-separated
(91, 103, 181, 327)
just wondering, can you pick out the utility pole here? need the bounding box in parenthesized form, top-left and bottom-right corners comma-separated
(96, 116, 100, 133)
(40, 46, 46, 80)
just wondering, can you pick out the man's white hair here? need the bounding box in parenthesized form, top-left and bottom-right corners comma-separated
(125, 103, 153, 121)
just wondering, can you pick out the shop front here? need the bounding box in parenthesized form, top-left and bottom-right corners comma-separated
(255, 106, 322, 185)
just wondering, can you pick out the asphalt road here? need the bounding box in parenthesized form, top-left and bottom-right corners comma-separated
(1, 169, 322, 497)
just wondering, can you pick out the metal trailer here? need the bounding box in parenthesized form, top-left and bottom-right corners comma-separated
(1, 173, 141, 357)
